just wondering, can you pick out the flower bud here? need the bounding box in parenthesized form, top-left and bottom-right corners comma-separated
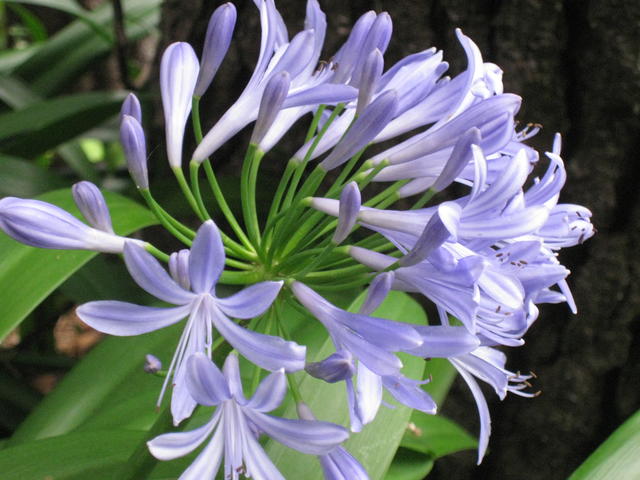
(194, 3, 237, 98)
(71, 181, 114, 233)
(120, 93, 142, 123)
(169, 249, 191, 290)
(120, 114, 149, 189)
(250, 71, 290, 147)
(332, 182, 361, 244)
(305, 350, 355, 383)
(320, 90, 398, 171)
(356, 49, 383, 116)
(160, 42, 200, 168)
(144, 354, 163, 374)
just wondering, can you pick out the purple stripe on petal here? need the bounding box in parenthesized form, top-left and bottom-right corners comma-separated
(245, 369, 286, 412)
(123, 242, 195, 304)
(333, 182, 361, 244)
(382, 373, 437, 414)
(189, 220, 225, 294)
(359, 272, 393, 315)
(216, 281, 283, 319)
(320, 447, 369, 480)
(212, 306, 306, 372)
(72, 181, 114, 233)
(178, 423, 226, 480)
(77, 301, 191, 336)
(244, 409, 349, 455)
(407, 325, 480, 357)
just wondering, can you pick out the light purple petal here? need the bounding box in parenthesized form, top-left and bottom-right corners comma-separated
(432, 127, 481, 192)
(333, 182, 361, 244)
(241, 416, 286, 480)
(244, 409, 349, 455)
(216, 281, 283, 319)
(189, 220, 225, 294)
(453, 362, 491, 464)
(178, 422, 225, 480)
(251, 71, 291, 146)
(123, 242, 195, 304)
(185, 352, 232, 406)
(407, 325, 480, 357)
(320, 90, 398, 170)
(282, 84, 358, 109)
(246, 369, 286, 412)
(320, 447, 369, 480)
(212, 305, 305, 372)
(382, 373, 437, 414)
(359, 272, 393, 315)
(147, 410, 220, 460)
(77, 301, 191, 336)
(356, 362, 382, 425)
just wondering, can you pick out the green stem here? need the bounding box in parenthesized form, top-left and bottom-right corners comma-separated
(201, 159, 254, 251)
(145, 244, 170, 262)
(139, 189, 194, 246)
(172, 166, 205, 221)
(189, 162, 211, 220)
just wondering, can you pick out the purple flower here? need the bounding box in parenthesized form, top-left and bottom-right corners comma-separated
(77, 220, 305, 424)
(148, 353, 349, 480)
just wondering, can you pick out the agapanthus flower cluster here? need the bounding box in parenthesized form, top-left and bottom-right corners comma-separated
(0, 0, 594, 478)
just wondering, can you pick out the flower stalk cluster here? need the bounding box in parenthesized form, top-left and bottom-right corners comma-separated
(0, 1, 594, 478)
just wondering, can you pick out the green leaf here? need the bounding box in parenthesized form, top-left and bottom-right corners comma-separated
(7, 0, 111, 41)
(14, 0, 160, 95)
(0, 91, 126, 158)
(0, 154, 65, 197)
(569, 409, 640, 480)
(400, 413, 477, 458)
(384, 448, 434, 480)
(0, 188, 156, 343)
(0, 430, 145, 479)
(9, 324, 180, 444)
(264, 291, 428, 480)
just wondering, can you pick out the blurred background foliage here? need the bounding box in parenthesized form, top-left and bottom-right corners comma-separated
(0, 1, 638, 479)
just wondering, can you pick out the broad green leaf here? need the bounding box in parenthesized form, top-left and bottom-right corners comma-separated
(384, 449, 434, 480)
(569, 409, 640, 480)
(0, 154, 65, 197)
(14, 0, 160, 95)
(0, 188, 156, 343)
(400, 413, 477, 458)
(0, 91, 126, 158)
(264, 291, 428, 480)
(0, 430, 144, 479)
(8, 0, 111, 41)
(9, 323, 180, 444)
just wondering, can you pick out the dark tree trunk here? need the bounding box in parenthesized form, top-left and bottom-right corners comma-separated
(160, 1, 640, 479)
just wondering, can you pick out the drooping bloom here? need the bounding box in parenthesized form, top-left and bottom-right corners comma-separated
(77, 220, 305, 424)
(148, 353, 349, 480)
